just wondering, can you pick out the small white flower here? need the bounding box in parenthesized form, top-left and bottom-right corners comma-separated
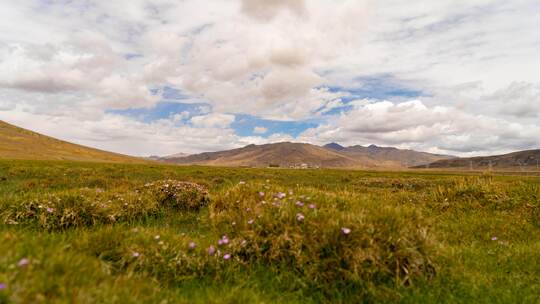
(341, 227, 351, 235)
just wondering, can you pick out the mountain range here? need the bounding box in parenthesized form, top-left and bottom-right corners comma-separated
(3, 119, 538, 170)
(163, 142, 453, 168)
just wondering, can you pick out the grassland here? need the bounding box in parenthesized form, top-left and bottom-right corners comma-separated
(0, 160, 539, 303)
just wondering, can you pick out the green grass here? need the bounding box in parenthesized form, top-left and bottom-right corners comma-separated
(0, 160, 539, 303)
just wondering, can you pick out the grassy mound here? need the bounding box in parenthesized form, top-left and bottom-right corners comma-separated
(2, 180, 209, 230)
(209, 183, 435, 296)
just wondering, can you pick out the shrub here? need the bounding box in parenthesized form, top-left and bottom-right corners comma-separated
(143, 180, 209, 211)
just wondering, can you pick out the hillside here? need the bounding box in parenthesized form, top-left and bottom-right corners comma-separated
(324, 143, 453, 167)
(166, 142, 376, 168)
(165, 142, 450, 168)
(417, 149, 540, 170)
(0, 120, 145, 163)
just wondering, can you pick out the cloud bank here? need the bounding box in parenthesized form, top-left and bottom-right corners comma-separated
(0, 0, 539, 156)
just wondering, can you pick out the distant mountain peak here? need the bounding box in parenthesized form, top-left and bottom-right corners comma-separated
(161, 152, 190, 159)
(324, 143, 346, 151)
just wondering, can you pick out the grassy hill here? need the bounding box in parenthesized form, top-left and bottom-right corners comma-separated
(166, 142, 452, 169)
(167, 142, 376, 168)
(417, 149, 540, 170)
(0, 120, 145, 163)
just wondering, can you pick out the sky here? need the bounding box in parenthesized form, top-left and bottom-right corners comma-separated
(0, 0, 539, 157)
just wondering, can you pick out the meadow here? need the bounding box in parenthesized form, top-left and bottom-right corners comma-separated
(0, 159, 539, 303)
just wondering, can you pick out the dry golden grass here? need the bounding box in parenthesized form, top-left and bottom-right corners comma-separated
(0, 120, 146, 163)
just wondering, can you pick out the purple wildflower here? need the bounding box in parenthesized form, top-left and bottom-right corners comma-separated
(341, 227, 352, 235)
(295, 201, 304, 207)
(207, 245, 216, 255)
(296, 213, 305, 222)
(46, 207, 55, 213)
(188, 242, 197, 250)
(223, 253, 231, 260)
(277, 192, 286, 199)
(248, 219, 254, 225)
(491, 236, 498, 241)
(218, 235, 229, 246)
(0, 283, 6, 290)
(132, 252, 140, 258)
(18, 258, 29, 267)
(259, 192, 265, 197)
(308, 204, 316, 209)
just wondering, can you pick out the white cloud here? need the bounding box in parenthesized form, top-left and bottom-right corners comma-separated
(0, 0, 539, 156)
(172, 111, 190, 122)
(190, 113, 235, 128)
(241, 0, 307, 21)
(253, 126, 268, 134)
(480, 82, 540, 118)
(299, 99, 540, 156)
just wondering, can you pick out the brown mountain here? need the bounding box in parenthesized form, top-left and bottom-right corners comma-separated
(0, 120, 145, 163)
(416, 149, 540, 170)
(324, 143, 453, 167)
(166, 142, 452, 168)
(166, 142, 376, 168)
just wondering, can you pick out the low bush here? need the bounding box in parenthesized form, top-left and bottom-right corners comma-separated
(143, 179, 209, 211)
